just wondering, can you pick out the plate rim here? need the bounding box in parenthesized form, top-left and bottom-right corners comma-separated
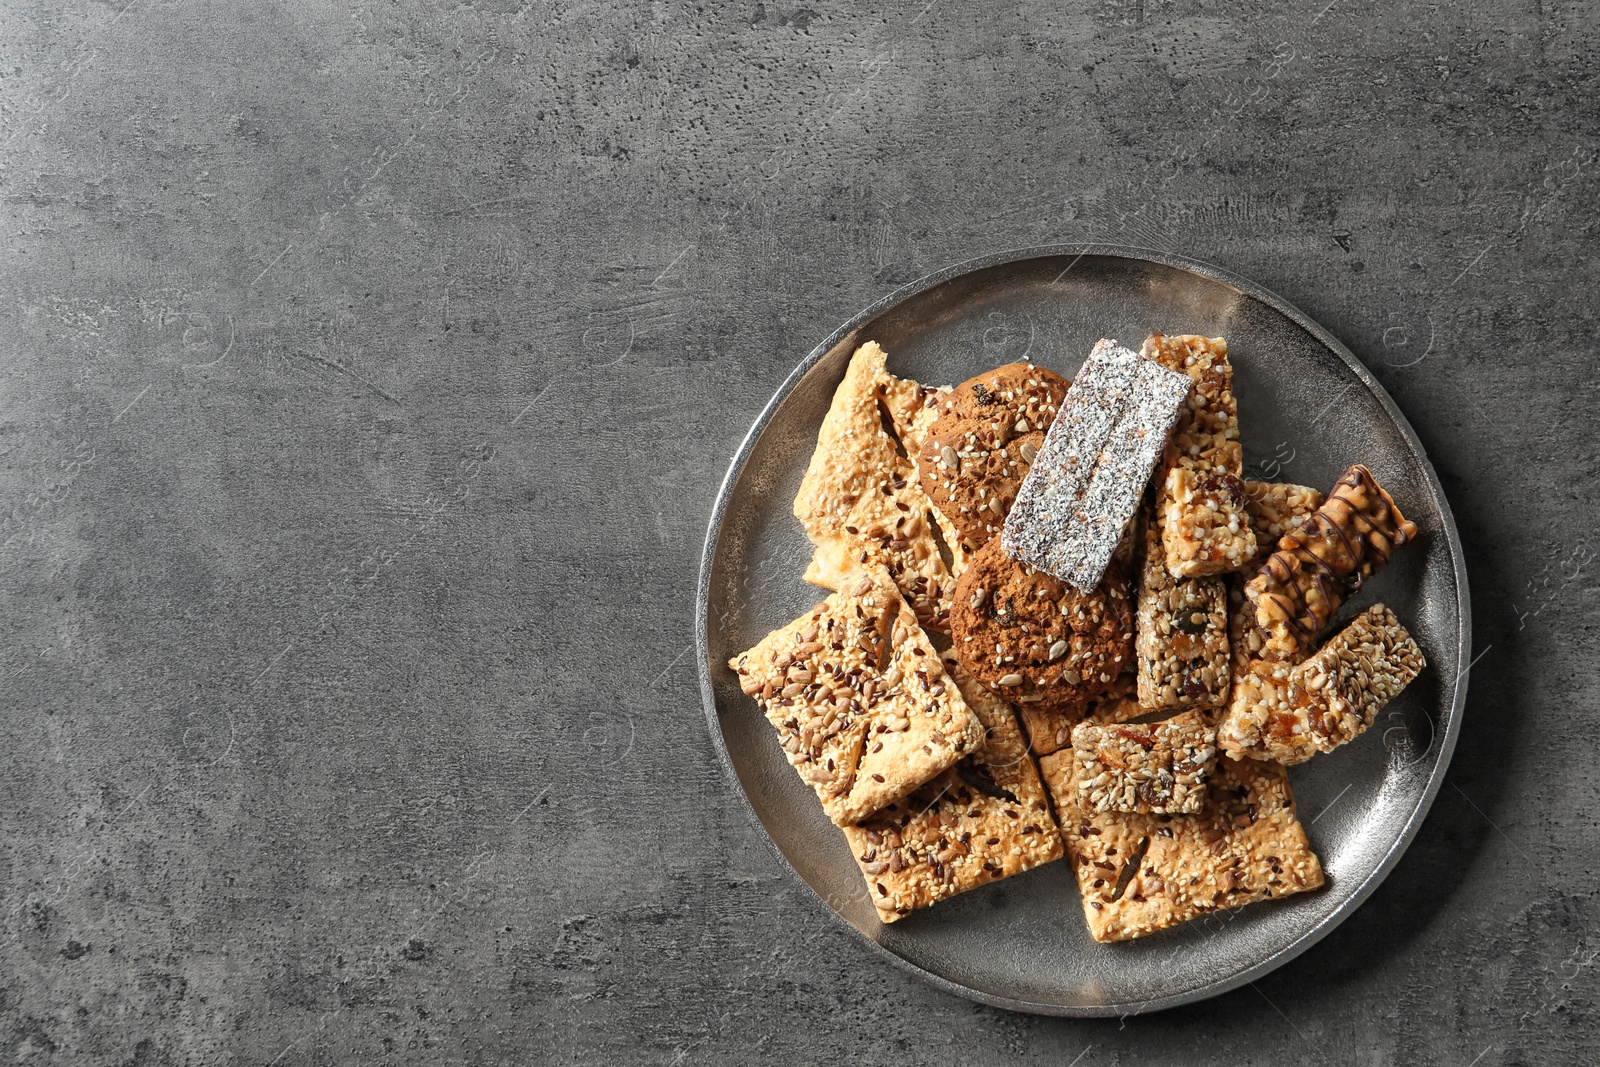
(694, 242, 1472, 1016)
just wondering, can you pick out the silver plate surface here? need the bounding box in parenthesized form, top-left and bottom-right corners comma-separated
(695, 245, 1470, 1016)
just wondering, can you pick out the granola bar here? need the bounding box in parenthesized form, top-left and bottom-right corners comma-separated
(1002, 339, 1192, 591)
(1243, 464, 1419, 662)
(1069, 710, 1217, 815)
(1222, 603, 1426, 764)
(729, 568, 984, 826)
(843, 653, 1063, 923)
(794, 342, 964, 631)
(1039, 750, 1325, 942)
(1135, 510, 1231, 710)
(1243, 480, 1324, 567)
(1142, 334, 1255, 577)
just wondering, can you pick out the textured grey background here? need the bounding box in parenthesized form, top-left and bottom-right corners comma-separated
(0, 0, 1595, 1064)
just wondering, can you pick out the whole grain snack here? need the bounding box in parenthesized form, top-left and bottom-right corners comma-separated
(916, 362, 1071, 552)
(843, 653, 1064, 922)
(1002, 339, 1192, 591)
(1243, 480, 1325, 567)
(1242, 464, 1419, 662)
(1039, 750, 1325, 942)
(1221, 604, 1425, 764)
(729, 568, 984, 826)
(793, 342, 964, 632)
(1134, 510, 1231, 710)
(1141, 334, 1255, 577)
(951, 535, 1134, 718)
(1070, 711, 1218, 815)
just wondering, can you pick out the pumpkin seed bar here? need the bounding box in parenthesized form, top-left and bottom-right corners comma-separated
(794, 342, 964, 632)
(1135, 510, 1231, 710)
(843, 653, 1063, 923)
(1069, 710, 1217, 815)
(1039, 750, 1325, 942)
(729, 568, 984, 826)
(1142, 334, 1255, 578)
(1002, 339, 1192, 592)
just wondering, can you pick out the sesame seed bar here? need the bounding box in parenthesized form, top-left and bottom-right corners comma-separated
(1135, 510, 1231, 710)
(1069, 710, 1218, 815)
(1002, 339, 1192, 592)
(1242, 465, 1419, 663)
(729, 568, 984, 826)
(1223, 604, 1425, 764)
(1039, 750, 1325, 942)
(843, 653, 1064, 923)
(1243, 480, 1325, 568)
(1142, 334, 1256, 578)
(794, 342, 964, 632)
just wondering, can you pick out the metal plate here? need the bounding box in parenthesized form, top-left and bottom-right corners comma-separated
(695, 246, 1470, 1016)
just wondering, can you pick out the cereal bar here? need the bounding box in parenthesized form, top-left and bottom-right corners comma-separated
(1069, 710, 1218, 815)
(1135, 510, 1231, 710)
(1142, 334, 1255, 577)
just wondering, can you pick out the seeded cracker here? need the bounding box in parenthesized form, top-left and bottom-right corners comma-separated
(1134, 508, 1230, 710)
(1141, 334, 1256, 577)
(1223, 604, 1425, 765)
(1003, 339, 1192, 592)
(794, 342, 965, 632)
(1039, 750, 1324, 942)
(1070, 711, 1217, 815)
(843, 652, 1063, 922)
(730, 569, 985, 826)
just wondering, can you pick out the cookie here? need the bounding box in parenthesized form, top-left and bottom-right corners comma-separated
(916, 362, 1070, 552)
(950, 536, 1133, 718)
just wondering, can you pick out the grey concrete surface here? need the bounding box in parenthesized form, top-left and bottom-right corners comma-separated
(0, 0, 1595, 1063)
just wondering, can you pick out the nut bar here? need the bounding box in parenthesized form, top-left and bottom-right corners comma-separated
(1243, 464, 1419, 662)
(843, 653, 1063, 923)
(728, 568, 984, 826)
(1142, 334, 1256, 577)
(1002, 339, 1192, 592)
(793, 341, 964, 632)
(1039, 750, 1325, 942)
(1070, 710, 1218, 815)
(1243, 480, 1325, 567)
(1135, 510, 1230, 710)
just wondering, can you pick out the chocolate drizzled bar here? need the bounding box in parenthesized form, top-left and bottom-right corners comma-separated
(1142, 334, 1256, 578)
(1003, 340, 1192, 591)
(1242, 465, 1418, 663)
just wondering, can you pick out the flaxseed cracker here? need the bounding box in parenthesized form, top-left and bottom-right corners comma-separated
(843, 652, 1063, 922)
(1039, 750, 1325, 943)
(730, 568, 984, 827)
(794, 341, 965, 632)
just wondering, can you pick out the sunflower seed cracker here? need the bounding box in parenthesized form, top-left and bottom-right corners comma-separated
(728, 567, 984, 826)
(794, 342, 965, 632)
(1002, 339, 1191, 592)
(843, 653, 1063, 922)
